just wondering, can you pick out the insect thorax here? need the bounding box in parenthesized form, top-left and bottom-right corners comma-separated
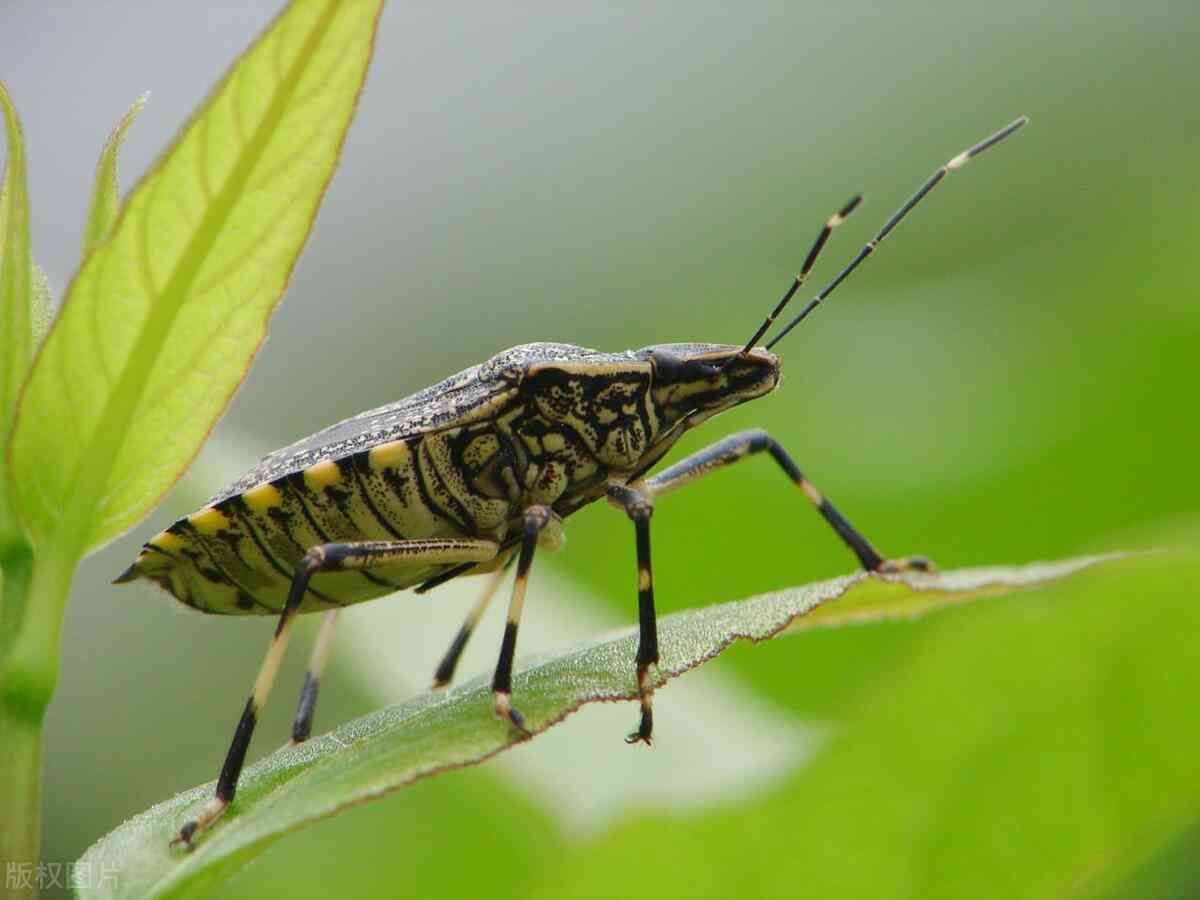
(426, 361, 662, 525)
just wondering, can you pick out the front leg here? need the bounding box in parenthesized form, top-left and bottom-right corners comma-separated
(606, 483, 659, 746)
(639, 428, 931, 574)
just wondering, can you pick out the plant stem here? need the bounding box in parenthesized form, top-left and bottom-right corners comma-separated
(0, 548, 75, 899)
(0, 705, 42, 896)
(0, 540, 32, 660)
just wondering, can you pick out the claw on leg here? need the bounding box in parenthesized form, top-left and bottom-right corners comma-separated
(875, 555, 935, 574)
(493, 690, 531, 737)
(626, 664, 656, 746)
(170, 796, 228, 849)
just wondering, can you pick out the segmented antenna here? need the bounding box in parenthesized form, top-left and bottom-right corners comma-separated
(748, 116, 1028, 353)
(727, 194, 863, 364)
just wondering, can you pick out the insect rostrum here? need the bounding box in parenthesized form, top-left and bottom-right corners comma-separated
(115, 117, 1027, 848)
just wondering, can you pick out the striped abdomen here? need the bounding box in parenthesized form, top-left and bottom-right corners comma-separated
(124, 432, 514, 615)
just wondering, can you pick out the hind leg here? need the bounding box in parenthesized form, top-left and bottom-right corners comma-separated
(171, 537, 499, 848)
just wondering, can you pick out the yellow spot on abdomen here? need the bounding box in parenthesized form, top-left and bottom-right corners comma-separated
(368, 440, 410, 472)
(303, 460, 343, 491)
(243, 482, 283, 513)
(188, 506, 231, 535)
(149, 530, 185, 553)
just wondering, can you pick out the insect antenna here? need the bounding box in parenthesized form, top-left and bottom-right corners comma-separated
(726, 193, 864, 366)
(760, 115, 1028, 352)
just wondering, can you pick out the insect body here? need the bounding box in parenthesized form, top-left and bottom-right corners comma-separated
(117, 117, 1027, 847)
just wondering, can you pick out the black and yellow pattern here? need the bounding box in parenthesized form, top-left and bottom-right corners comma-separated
(119, 342, 778, 615)
(121, 116, 1026, 848)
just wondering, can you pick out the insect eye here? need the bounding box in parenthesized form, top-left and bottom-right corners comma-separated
(650, 351, 721, 383)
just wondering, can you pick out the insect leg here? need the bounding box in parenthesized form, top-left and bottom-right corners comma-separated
(171, 537, 499, 849)
(433, 552, 515, 689)
(491, 506, 560, 734)
(171, 553, 314, 847)
(289, 609, 341, 745)
(605, 483, 658, 746)
(638, 429, 931, 574)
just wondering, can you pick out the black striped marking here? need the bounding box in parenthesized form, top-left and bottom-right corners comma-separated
(291, 672, 320, 744)
(177, 520, 275, 614)
(348, 455, 407, 540)
(227, 499, 338, 610)
(216, 696, 257, 803)
(434, 626, 471, 687)
(283, 474, 401, 596)
(492, 621, 519, 695)
(416, 439, 475, 533)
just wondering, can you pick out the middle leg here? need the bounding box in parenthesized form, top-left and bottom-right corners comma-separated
(490, 505, 560, 734)
(289, 608, 341, 745)
(433, 552, 515, 689)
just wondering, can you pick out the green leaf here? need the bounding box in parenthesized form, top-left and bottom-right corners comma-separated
(531, 547, 1199, 900)
(77, 555, 1113, 900)
(82, 93, 147, 257)
(0, 81, 34, 554)
(29, 262, 52, 345)
(8, 0, 384, 556)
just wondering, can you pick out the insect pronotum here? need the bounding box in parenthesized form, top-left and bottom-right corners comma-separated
(116, 116, 1028, 847)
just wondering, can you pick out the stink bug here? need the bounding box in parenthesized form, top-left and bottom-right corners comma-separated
(117, 116, 1028, 847)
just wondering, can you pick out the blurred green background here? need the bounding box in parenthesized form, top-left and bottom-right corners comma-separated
(4, 0, 1198, 897)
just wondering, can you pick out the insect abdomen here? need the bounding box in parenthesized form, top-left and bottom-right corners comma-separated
(121, 437, 488, 615)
